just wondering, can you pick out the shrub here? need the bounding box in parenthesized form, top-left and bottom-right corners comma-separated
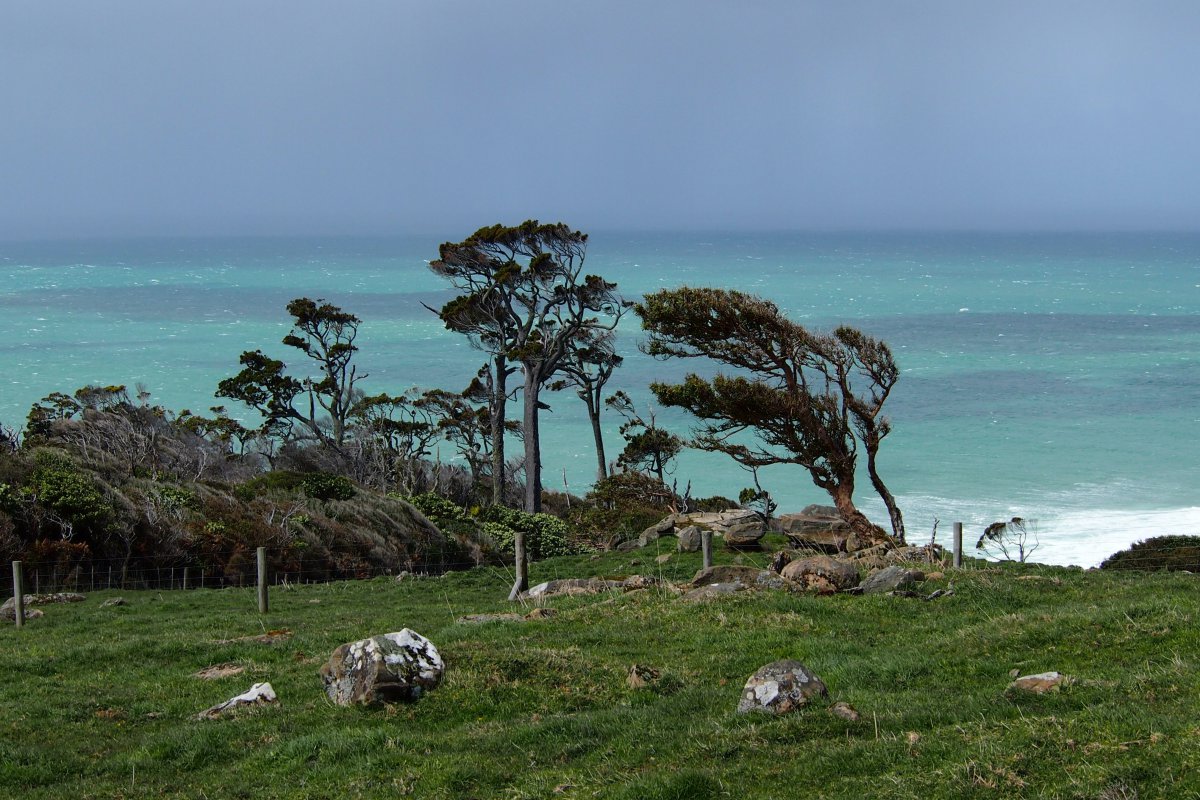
(299, 473, 356, 501)
(1100, 535, 1200, 572)
(478, 505, 576, 559)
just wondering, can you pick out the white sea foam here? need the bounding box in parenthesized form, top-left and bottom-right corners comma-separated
(885, 493, 1200, 568)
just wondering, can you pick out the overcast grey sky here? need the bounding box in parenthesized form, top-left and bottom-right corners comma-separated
(2, 0, 1197, 239)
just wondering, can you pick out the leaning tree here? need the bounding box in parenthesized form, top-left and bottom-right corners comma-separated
(217, 297, 366, 449)
(429, 221, 625, 598)
(636, 286, 905, 546)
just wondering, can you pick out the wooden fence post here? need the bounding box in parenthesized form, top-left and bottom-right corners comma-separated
(953, 522, 963, 568)
(701, 531, 713, 570)
(182, 567, 189, 591)
(12, 561, 25, 628)
(257, 547, 268, 614)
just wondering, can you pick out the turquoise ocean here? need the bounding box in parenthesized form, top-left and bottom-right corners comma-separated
(1, 232, 1197, 567)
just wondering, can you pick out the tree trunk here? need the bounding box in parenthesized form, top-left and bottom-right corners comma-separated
(522, 368, 542, 514)
(507, 528, 528, 601)
(829, 482, 891, 549)
(865, 440, 906, 544)
(585, 389, 607, 482)
(490, 355, 507, 507)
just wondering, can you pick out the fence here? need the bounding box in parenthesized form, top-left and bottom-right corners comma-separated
(1, 546, 483, 600)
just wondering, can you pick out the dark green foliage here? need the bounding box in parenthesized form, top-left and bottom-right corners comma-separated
(636, 286, 904, 544)
(1100, 535, 1200, 572)
(299, 472, 356, 502)
(234, 470, 307, 501)
(477, 504, 575, 559)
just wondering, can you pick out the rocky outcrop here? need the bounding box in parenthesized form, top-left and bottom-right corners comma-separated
(859, 566, 924, 595)
(639, 510, 765, 549)
(689, 565, 795, 591)
(683, 582, 746, 601)
(775, 505, 855, 552)
(320, 630, 444, 706)
(198, 682, 277, 719)
(737, 660, 828, 714)
(780, 556, 860, 593)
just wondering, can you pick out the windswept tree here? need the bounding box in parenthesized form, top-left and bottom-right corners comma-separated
(217, 298, 366, 449)
(549, 327, 624, 482)
(429, 221, 625, 598)
(637, 287, 904, 546)
(606, 390, 683, 485)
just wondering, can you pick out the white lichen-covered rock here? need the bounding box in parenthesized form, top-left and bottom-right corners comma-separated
(1008, 671, 1069, 694)
(737, 659, 828, 714)
(198, 682, 278, 719)
(320, 630, 444, 706)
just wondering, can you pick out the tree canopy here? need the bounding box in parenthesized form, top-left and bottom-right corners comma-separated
(636, 286, 904, 545)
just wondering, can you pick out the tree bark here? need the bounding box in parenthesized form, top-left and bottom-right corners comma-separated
(865, 441, 906, 544)
(490, 355, 507, 507)
(829, 481, 891, 548)
(522, 368, 542, 514)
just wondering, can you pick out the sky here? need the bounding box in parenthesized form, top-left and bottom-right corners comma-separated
(2, 0, 1198, 239)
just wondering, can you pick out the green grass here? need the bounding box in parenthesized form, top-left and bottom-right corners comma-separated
(3, 538, 1199, 798)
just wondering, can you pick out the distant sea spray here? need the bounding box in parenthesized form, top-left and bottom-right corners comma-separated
(3, 231, 1198, 567)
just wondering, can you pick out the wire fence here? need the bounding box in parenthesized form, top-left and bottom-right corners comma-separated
(1, 550, 484, 598)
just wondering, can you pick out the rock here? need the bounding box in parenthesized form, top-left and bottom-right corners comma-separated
(320, 630, 444, 706)
(621, 574, 663, 591)
(768, 550, 795, 574)
(781, 556, 860, 593)
(655, 553, 673, 564)
(394, 571, 412, 582)
(926, 571, 945, 581)
(638, 525, 662, 547)
(723, 521, 766, 550)
(737, 659, 828, 715)
(683, 582, 746, 601)
(100, 597, 126, 608)
(627, 664, 660, 689)
(1009, 671, 1068, 694)
(616, 539, 641, 552)
(2, 592, 86, 620)
(860, 566, 924, 595)
(829, 700, 860, 721)
(776, 507, 853, 552)
(456, 613, 524, 625)
(887, 546, 932, 563)
(195, 663, 246, 680)
(523, 578, 621, 600)
(689, 565, 794, 591)
(525, 607, 557, 620)
(198, 682, 277, 719)
(676, 526, 702, 552)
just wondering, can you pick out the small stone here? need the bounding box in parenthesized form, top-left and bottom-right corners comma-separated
(655, 553, 673, 564)
(100, 597, 126, 608)
(737, 659, 828, 715)
(627, 664, 660, 689)
(1009, 671, 1068, 694)
(525, 607, 557, 620)
(829, 701, 860, 721)
(926, 571, 945, 580)
(198, 682, 277, 719)
(1009, 668, 1021, 678)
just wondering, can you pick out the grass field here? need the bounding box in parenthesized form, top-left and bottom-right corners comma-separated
(3, 538, 1198, 799)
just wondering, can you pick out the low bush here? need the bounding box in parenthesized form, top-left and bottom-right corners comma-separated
(1100, 535, 1200, 572)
